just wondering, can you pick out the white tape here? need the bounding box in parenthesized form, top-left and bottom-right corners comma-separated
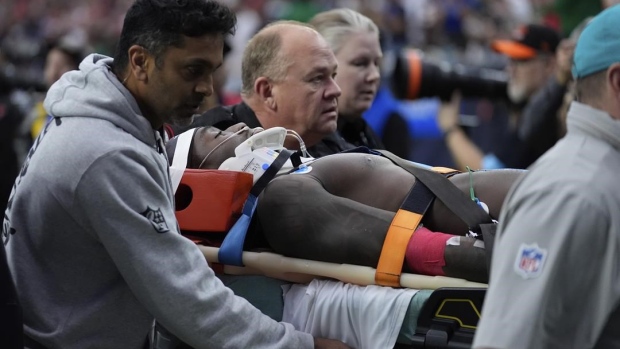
(169, 128, 196, 194)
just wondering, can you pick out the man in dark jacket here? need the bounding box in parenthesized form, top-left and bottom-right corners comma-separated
(438, 24, 562, 170)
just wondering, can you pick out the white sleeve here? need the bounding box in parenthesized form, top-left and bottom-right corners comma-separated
(473, 183, 614, 349)
(76, 149, 313, 349)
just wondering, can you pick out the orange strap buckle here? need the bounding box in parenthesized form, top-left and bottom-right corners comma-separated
(375, 209, 424, 287)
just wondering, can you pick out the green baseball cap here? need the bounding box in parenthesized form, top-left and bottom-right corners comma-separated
(572, 4, 620, 79)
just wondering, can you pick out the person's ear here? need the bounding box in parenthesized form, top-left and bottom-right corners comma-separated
(607, 64, 620, 97)
(606, 64, 620, 117)
(255, 77, 277, 111)
(127, 45, 151, 82)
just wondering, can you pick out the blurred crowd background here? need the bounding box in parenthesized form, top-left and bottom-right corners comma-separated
(0, 0, 612, 214)
(0, 0, 603, 89)
(0, 0, 597, 90)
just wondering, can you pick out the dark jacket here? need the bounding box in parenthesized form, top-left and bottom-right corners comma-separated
(518, 77, 567, 162)
(337, 113, 412, 159)
(171, 102, 356, 158)
(471, 77, 567, 170)
(337, 117, 383, 150)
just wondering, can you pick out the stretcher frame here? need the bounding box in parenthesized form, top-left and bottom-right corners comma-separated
(198, 245, 488, 349)
(171, 136, 492, 348)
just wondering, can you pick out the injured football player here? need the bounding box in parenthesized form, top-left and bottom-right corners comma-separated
(166, 123, 525, 283)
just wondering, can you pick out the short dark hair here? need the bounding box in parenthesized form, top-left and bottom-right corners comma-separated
(48, 42, 84, 69)
(113, 0, 236, 75)
(574, 70, 606, 104)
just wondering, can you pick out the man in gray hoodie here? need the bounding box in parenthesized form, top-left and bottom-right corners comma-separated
(1, 0, 349, 348)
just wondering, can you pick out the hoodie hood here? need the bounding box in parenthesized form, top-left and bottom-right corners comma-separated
(44, 54, 156, 147)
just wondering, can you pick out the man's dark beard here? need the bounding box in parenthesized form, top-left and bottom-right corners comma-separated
(170, 113, 196, 127)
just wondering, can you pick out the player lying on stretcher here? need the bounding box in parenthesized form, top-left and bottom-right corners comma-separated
(165, 123, 525, 283)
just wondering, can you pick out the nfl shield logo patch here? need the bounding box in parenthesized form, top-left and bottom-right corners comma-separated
(514, 243, 547, 279)
(142, 206, 170, 233)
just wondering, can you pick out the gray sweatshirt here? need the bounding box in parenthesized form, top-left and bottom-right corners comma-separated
(3, 54, 313, 349)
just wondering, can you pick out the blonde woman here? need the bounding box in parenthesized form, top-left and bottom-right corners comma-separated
(310, 9, 411, 157)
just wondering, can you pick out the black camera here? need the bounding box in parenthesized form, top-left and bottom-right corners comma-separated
(389, 49, 508, 102)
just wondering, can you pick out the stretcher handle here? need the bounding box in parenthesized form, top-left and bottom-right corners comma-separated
(198, 246, 487, 290)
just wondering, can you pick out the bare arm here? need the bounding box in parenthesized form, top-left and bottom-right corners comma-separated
(443, 126, 485, 171)
(437, 92, 484, 170)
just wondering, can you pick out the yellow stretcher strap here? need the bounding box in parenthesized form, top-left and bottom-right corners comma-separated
(375, 209, 424, 287)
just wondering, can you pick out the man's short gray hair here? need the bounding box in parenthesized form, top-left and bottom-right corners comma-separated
(240, 21, 314, 96)
(574, 70, 607, 105)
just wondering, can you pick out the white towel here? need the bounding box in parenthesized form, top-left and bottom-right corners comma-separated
(282, 280, 418, 349)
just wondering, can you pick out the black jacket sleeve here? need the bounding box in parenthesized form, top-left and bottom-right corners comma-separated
(518, 78, 567, 160)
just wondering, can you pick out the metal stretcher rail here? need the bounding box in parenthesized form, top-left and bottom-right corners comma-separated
(198, 246, 487, 290)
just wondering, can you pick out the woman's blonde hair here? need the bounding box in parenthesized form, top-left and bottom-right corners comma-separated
(309, 8, 379, 55)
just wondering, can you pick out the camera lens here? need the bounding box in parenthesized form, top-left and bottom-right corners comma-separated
(390, 49, 508, 101)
